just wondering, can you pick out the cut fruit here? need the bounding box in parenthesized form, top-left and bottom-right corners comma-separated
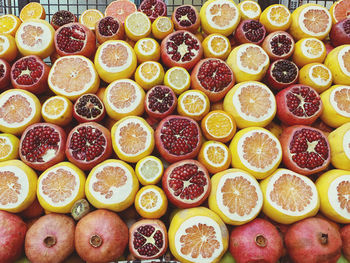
(103, 79, 145, 120)
(111, 116, 154, 163)
(0, 15, 21, 36)
(37, 162, 85, 214)
(0, 89, 41, 135)
(229, 127, 282, 180)
(134, 185, 168, 219)
(48, 55, 99, 101)
(86, 159, 139, 212)
(0, 33, 18, 62)
(202, 34, 231, 60)
(329, 0, 350, 24)
(260, 168, 320, 224)
(223, 81, 276, 128)
(105, 0, 137, 23)
(238, 0, 261, 20)
(164, 67, 190, 95)
(209, 168, 263, 225)
(299, 63, 333, 93)
(79, 9, 104, 31)
(125, 12, 152, 41)
(178, 90, 210, 121)
(293, 38, 327, 67)
(94, 40, 137, 83)
(134, 38, 160, 63)
(41, 96, 73, 127)
(0, 160, 37, 213)
(198, 141, 231, 174)
(324, 45, 350, 85)
(259, 4, 291, 33)
(0, 133, 19, 162)
(134, 61, 164, 90)
(152, 16, 174, 40)
(328, 123, 350, 170)
(19, 2, 45, 22)
(135, 156, 163, 185)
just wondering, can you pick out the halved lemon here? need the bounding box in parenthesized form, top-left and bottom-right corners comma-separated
(328, 123, 350, 170)
(79, 9, 104, 31)
(41, 96, 73, 126)
(135, 156, 163, 185)
(152, 16, 174, 40)
(134, 61, 164, 90)
(324, 45, 350, 85)
(0, 133, 19, 162)
(0, 33, 17, 62)
(86, 159, 139, 212)
(238, 0, 261, 20)
(134, 38, 160, 63)
(20, 2, 46, 22)
(0, 15, 21, 36)
(259, 4, 291, 32)
(293, 38, 327, 67)
(198, 141, 231, 174)
(299, 63, 333, 93)
(202, 34, 231, 60)
(164, 66, 190, 95)
(125, 11, 151, 41)
(178, 90, 210, 121)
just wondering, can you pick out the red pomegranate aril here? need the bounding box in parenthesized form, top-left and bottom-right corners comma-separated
(51, 10, 77, 30)
(139, 0, 167, 22)
(262, 31, 295, 61)
(266, 59, 299, 90)
(73, 94, 105, 123)
(95, 16, 124, 44)
(172, 5, 200, 33)
(235, 19, 266, 45)
(0, 59, 10, 90)
(145, 85, 177, 119)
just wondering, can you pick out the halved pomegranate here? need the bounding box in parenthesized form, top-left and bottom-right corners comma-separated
(95, 16, 124, 44)
(138, 0, 167, 22)
(65, 122, 112, 171)
(145, 85, 177, 120)
(276, 85, 323, 125)
(234, 19, 266, 45)
(160, 30, 203, 71)
(73, 93, 105, 123)
(191, 58, 235, 102)
(171, 5, 200, 33)
(280, 125, 331, 176)
(19, 123, 66, 171)
(11, 55, 50, 94)
(129, 219, 168, 260)
(262, 31, 295, 61)
(266, 59, 299, 90)
(330, 18, 350, 47)
(54, 22, 96, 58)
(51, 10, 77, 30)
(155, 115, 202, 163)
(0, 59, 10, 90)
(162, 159, 210, 208)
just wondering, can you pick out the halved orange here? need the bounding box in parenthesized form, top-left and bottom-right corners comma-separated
(164, 66, 190, 95)
(293, 38, 327, 67)
(20, 2, 45, 22)
(324, 45, 350, 85)
(134, 38, 160, 63)
(0, 15, 21, 37)
(202, 34, 231, 60)
(198, 141, 231, 174)
(105, 0, 137, 23)
(41, 96, 73, 126)
(79, 9, 104, 31)
(134, 61, 164, 90)
(125, 12, 151, 41)
(299, 63, 333, 93)
(330, 0, 350, 24)
(0, 133, 19, 162)
(0, 34, 18, 62)
(152, 16, 174, 40)
(178, 90, 210, 121)
(238, 0, 261, 20)
(259, 4, 291, 32)
(135, 155, 163, 185)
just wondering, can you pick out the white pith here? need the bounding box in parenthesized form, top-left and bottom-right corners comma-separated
(42, 96, 68, 118)
(167, 67, 189, 90)
(137, 157, 162, 182)
(98, 41, 133, 72)
(328, 174, 350, 220)
(343, 129, 350, 160)
(136, 38, 156, 56)
(179, 90, 208, 116)
(125, 12, 151, 36)
(298, 5, 331, 36)
(330, 86, 350, 118)
(138, 188, 163, 212)
(240, 1, 260, 19)
(17, 21, 53, 52)
(205, 0, 239, 30)
(236, 44, 269, 74)
(267, 5, 290, 26)
(203, 142, 229, 167)
(308, 64, 332, 86)
(207, 35, 229, 56)
(301, 38, 325, 59)
(204, 112, 234, 139)
(0, 136, 12, 159)
(0, 35, 10, 55)
(138, 61, 161, 82)
(338, 46, 350, 76)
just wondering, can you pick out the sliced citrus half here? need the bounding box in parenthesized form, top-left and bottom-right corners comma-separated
(299, 63, 333, 93)
(86, 159, 139, 212)
(37, 162, 85, 214)
(135, 155, 163, 185)
(20, 2, 45, 22)
(134, 185, 168, 219)
(259, 4, 291, 32)
(324, 45, 350, 85)
(164, 66, 190, 95)
(0, 133, 19, 162)
(260, 168, 320, 224)
(0, 89, 41, 135)
(48, 55, 99, 100)
(134, 37, 160, 63)
(15, 19, 55, 59)
(41, 95, 73, 126)
(152, 16, 174, 40)
(125, 11, 151, 41)
(0, 14, 21, 36)
(223, 81, 276, 128)
(134, 61, 164, 90)
(178, 90, 210, 121)
(103, 79, 145, 120)
(198, 141, 231, 174)
(329, 0, 350, 24)
(94, 40, 137, 83)
(79, 9, 104, 31)
(238, 0, 261, 20)
(328, 123, 350, 170)
(0, 33, 18, 62)
(293, 38, 327, 67)
(105, 0, 137, 23)
(229, 127, 282, 179)
(111, 116, 154, 163)
(202, 34, 231, 60)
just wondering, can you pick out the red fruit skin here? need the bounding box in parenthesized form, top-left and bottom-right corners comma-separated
(0, 59, 10, 90)
(20, 198, 44, 219)
(95, 17, 125, 44)
(75, 209, 129, 263)
(145, 86, 177, 120)
(234, 19, 266, 45)
(229, 218, 283, 263)
(0, 211, 27, 263)
(262, 31, 295, 61)
(330, 19, 350, 47)
(266, 60, 299, 91)
(324, 40, 334, 55)
(171, 5, 200, 33)
(341, 225, 350, 261)
(285, 217, 342, 263)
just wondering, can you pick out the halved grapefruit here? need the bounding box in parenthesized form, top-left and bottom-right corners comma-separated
(324, 45, 350, 85)
(328, 122, 350, 170)
(0, 133, 19, 162)
(329, 0, 350, 24)
(105, 0, 137, 23)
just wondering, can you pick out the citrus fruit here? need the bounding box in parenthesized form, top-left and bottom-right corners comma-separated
(289, 3, 332, 40)
(299, 63, 333, 93)
(330, 0, 350, 24)
(0, 133, 19, 162)
(134, 185, 168, 219)
(202, 33, 231, 60)
(177, 90, 210, 121)
(168, 207, 229, 263)
(79, 9, 104, 31)
(229, 127, 282, 179)
(15, 19, 55, 59)
(324, 45, 350, 85)
(320, 85, 350, 128)
(111, 116, 154, 163)
(260, 168, 320, 224)
(86, 159, 139, 212)
(316, 169, 350, 224)
(134, 38, 160, 63)
(259, 4, 291, 32)
(41, 96, 73, 126)
(105, 0, 137, 23)
(223, 81, 276, 128)
(135, 155, 163, 185)
(293, 38, 327, 67)
(152, 16, 174, 40)
(0, 160, 37, 213)
(134, 61, 164, 90)
(125, 11, 152, 41)
(201, 110, 236, 143)
(198, 141, 231, 174)
(0, 33, 18, 62)
(238, 0, 261, 20)
(164, 66, 190, 95)
(209, 168, 263, 225)
(37, 162, 85, 214)
(94, 40, 137, 83)
(200, 0, 241, 36)
(0, 89, 41, 135)
(19, 2, 45, 22)
(226, 43, 270, 83)
(103, 79, 145, 120)
(48, 55, 100, 100)
(328, 123, 350, 170)
(0, 15, 21, 36)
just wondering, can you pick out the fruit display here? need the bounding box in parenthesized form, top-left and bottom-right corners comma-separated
(0, 0, 350, 262)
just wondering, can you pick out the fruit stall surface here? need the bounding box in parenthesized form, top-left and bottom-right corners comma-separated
(0, 0, 350, 262)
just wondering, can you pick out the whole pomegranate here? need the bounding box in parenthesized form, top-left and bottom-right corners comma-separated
(330, 18, 350, 47)
(341, 225, 350, 261)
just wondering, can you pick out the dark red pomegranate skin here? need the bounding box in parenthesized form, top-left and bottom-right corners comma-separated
(341, 225, 350, 261)
(75, 209, 129, 263)
(73, 93, 106, 123)
(330, 18, 350, 47)
(266, 59, 299, 91)
(51, 10, 77, 30)
(0, 59, 10, 90)
(285, 217, 342, 263)
(0, 211, 27, 263)
(145, 85, 177, 120)
(95, 16, 124, 44)
(229, 218, 283, 263)
(171, 5, 200, 33)
(20, 198, 44, 219)
(234, 19, 266, 45)
(139, 0, 167, 22)
(262, 31, 295, 61)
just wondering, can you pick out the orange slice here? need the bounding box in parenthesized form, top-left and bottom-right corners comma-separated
(0, 34, 18, 62)
(178, 90, 210, 121)
(164, 66, 190, 95)
(0, 15, 21, 37)
(198, 141, 231, 174)
(259, 4, 291, 32)
(125, 12, 151, 41)
(134, 61, 164, 90)
(79, 9, 104, 31)
(86, 159, 139, 212)
(0, 133, 19, 162)
(328, 123, 350, 170)
(261, 168, 320, 224)
(135, 156, 163, 185)
(293, 38, 326, 67)
(299, 63, 333, 93)
(111, 116, 154, 163)
(105, 0, 137, 23)
(238, 0, 261, 20)
(202, 34, 231, 60)
(41, 96, 73, 126)
(152, 16, 174, 40)
(134, 38, 160, 63)
(20, 2, 45, 22)
(330, 0, 350, 24)
(324, 45, 350, 86)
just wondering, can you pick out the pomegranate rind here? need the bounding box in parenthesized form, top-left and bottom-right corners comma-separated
(86, 159, 139, 212)
(260, 168, 320, 224)
(0, 133, 19, 161)
(209, 168, 263, 225)
(328, 123, 350, 170)
(0, 34, 18, 62)
(198, 141, 231, 174)
(324, 45, 350, 85)
(168, 207, 229, 263)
